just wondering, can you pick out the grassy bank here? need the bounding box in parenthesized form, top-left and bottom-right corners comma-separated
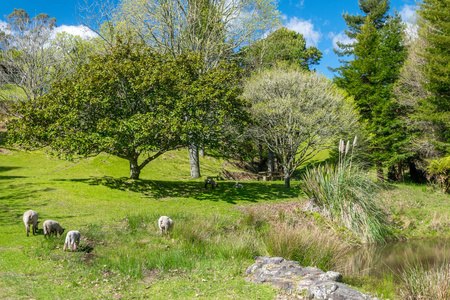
(1, 147, 450, 299)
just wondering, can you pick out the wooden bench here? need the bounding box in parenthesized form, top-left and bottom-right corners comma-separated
(257, 172, 284, 181)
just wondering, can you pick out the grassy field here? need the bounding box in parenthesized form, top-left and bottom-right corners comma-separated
(0, 148, 303, 299)
(1, 146, 450, 299)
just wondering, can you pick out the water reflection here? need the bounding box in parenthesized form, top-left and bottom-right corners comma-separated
(340, 238, 450, 278)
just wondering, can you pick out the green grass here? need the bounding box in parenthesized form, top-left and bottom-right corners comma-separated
(0, 148, 301, 299)
(380, 183, 450, 239)
(399, 259, 450, 300)
(2, 147, 450, 299)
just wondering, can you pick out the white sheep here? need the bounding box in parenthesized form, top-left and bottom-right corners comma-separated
(158, 216, 174, 236)
(43, 220, 65, 237)
(63, 230, 81, 252)
(23, 210, 39, 237)
(235, 182, 243, 188)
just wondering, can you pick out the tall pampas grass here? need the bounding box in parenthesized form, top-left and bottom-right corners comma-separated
(300, 137, 393, 243)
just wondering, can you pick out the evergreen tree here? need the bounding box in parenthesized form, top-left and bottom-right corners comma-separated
(417, 0, 450, 152)
(331, 0, 408, 181)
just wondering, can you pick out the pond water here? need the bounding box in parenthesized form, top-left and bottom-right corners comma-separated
(339, 238, 450, 278)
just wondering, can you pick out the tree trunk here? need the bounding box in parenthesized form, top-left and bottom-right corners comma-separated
(129, 156, 141, 180)
(408, 162, 426, 183)
(199, 148, 205, 157)
(388, 165, 396, 182)
(397, 162, 404, 182)
(189, 143, 201, 178)
(376, 162, 384, 182)
(268, 149, 274, 178)
(284, 167, 291, 188)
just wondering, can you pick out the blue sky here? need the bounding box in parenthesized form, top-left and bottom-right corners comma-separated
(0, 0, 418, 79)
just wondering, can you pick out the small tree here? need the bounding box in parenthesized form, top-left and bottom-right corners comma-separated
(0, 9, 94, 116)
(243, 67, 357, 187)
(8, 39, 248, 179)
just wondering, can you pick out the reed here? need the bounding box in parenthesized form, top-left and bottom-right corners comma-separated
(263, 222, 348, 271)
(400, 261, 450, 300)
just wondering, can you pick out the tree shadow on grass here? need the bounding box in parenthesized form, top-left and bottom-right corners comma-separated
(0, 184, 54, 225)
(56, 176, 301, 204)
(0, 166, 22, 173)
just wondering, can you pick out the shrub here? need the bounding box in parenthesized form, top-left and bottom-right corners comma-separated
(300, 138, 393, 243)
(427, 156, 450, 193)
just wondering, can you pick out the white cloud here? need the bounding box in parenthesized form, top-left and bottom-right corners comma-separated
(329, 31, 354, 50)
(400, 4, 416, 24)
(53, 25, 98, 39)
(0, 20, 10, 34)
(399, 4, 419, 41)
(0, 20, 7, 30)
(295, 0, 304, 9)
(285, 17, 322, 47)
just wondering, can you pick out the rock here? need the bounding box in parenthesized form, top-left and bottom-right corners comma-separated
(246, 256, 374, 300)
(310, 282, 338, 299)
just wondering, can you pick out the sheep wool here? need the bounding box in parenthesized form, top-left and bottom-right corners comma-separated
(43, 220, 65, 237)
(64, 230, 81, 252)
(23, 210, 39, 237)
(158, 216, 174, 236)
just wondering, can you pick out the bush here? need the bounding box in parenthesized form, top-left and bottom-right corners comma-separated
(300, 139, 393, 243)
(427, 156, 450, 193)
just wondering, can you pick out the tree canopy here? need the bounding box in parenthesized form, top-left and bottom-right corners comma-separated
(417, 0, 450, 152)
(239, 27, 322, 71)
(243, 67, 357, 187)
(332, 0, 408, 181)
(7, 39, 249, 179)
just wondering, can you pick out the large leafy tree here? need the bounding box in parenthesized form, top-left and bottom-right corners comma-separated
(7, 39, 248, 179)
(243, 67, 357, 188)
(100, 0, 280, 178)
(417, 0, 450, 152)
(332, 0, 407, 181)
(240, 27, 322, 71)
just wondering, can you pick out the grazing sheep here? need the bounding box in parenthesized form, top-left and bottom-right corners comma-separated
(63, 230, 81, 252)
(43, 220, 65, 237)
(158, 216, 174, 236)
(204, 178, 218, 189)
(235, 182, 243, 188)
(23, 210, 39, 237)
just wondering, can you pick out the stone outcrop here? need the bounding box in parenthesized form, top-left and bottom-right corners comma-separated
(246, 257, 379, 300)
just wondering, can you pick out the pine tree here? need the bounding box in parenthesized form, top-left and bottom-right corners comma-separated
(332, 0, 408, 181)
(417, 0, 450, 152)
